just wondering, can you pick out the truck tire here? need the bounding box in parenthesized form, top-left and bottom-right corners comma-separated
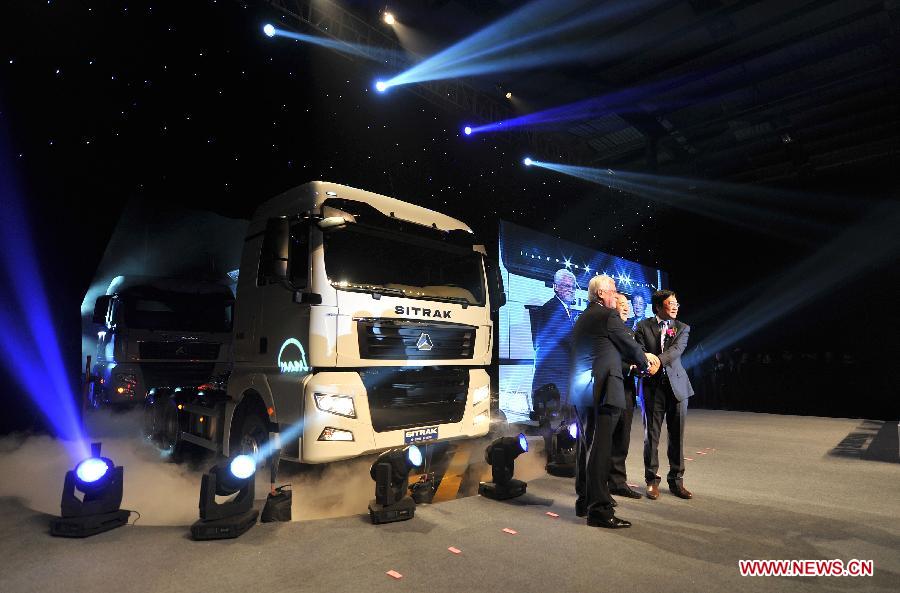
(231, 409, 268, 461)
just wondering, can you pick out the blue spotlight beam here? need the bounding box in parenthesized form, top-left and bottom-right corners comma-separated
(0, 132, 88, 460)
(526, 161, 834, 242)
(250, 419, 304, 466)
(684, 201, 900, 368)
(468, 69, 717, 135)
(263, 25, 406, 65)
(382, 0, 660, 90)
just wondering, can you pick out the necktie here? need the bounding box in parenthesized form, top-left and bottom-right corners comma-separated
(659, 320, 667, 353)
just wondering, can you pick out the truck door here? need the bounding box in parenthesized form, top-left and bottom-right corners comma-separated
(257, 219, 312, 432)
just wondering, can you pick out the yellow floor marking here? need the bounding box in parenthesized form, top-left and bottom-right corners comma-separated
(432, 441, 476, 502)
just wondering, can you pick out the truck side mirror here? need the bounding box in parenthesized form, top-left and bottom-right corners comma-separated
(258, 217, 290, 286)
(92, 295, 112, 325)
(484, 258, 507, 312)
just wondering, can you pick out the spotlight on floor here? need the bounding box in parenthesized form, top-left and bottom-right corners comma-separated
(545, 421, 577, 477)
(368, 445, 423, 524)
(383, 12, 396, 26)
(50, 442, 129, 538)
(375, 80, 389, 93)
(523, 157, 533, 167)
(463, 126, 473, 136)
(191, 454, 258, 540)
(479, 433, 528, 500)
(263, 23, 275, 38)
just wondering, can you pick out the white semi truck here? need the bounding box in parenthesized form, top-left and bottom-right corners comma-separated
(143, 181, 504, 464)
(89, 276, 234, 407)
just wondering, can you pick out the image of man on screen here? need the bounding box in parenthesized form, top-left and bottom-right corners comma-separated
(628, 290, 649, 332)
(530, 269, 577, 411)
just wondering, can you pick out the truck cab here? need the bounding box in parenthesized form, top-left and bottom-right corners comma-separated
(158, 181, 504, 463)
(90, 276, 234, 407)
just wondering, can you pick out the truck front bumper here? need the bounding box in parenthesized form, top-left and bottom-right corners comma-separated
(298, 368, 491, 464)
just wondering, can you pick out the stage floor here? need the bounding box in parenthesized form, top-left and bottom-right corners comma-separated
(1, 410, 898, 593)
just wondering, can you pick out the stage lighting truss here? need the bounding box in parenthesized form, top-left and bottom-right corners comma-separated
(479, 434, 528, 500)
(368, 445, 424, 524)
(51, 442, 130, 538)
(191, 454, 259, 540)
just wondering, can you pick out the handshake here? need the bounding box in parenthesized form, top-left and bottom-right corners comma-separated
(630, 353, 661, 377)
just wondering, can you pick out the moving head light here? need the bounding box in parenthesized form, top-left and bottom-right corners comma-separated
(368, 445, 423, 524)
(478, 433, 528, 500)
(51, 442, 129, 537)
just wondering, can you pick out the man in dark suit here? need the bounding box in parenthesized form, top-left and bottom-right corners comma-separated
(531, 269, 577, 407)
(569, 275, 656, 529)
(635, 289, 695, 500)
(607, 293, 642, 500)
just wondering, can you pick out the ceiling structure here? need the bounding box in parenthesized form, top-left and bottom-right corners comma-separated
(274, 0, 899, 186)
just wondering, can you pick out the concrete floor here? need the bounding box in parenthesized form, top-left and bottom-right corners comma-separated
(1, 410, 898, 593)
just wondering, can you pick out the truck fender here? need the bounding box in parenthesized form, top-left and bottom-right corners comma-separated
(222, 374, 276, 457)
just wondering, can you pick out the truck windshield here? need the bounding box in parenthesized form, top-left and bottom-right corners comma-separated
(121, 292, 234, 332)
(323, 225, 486, 306)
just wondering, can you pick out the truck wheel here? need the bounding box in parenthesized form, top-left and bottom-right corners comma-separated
(232, 410, 268, 461)
(156, 399, 184, 458)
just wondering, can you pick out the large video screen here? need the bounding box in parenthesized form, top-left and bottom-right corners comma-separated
(497, 220, 669, 423)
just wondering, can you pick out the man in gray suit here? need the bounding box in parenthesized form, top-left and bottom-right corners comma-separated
(634, 289, 695, 500)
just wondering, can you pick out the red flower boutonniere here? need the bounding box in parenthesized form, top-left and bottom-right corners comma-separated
(666, 327, 676, 338)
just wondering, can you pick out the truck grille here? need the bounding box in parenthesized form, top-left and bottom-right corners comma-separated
(357, 319, 475, 360)
(138, 341, 221, 360)
(140, 363, 216, 388)
(361, 367, 469, 432)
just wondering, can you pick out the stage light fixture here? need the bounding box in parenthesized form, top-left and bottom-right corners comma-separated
(464, 126, 473, 136)
(375, 80, 389, 93)
(51, 442, 129, 538)
(546, 421, 577, 477)
(478, 433, 528, 500)
(263, 23, 275, 38)
(368, 445, 423, 524)
(191, 454, 259, 540)
(523, 157, 533, 167)
(505, 91, 512, 99)
(383, 12, 396, 25)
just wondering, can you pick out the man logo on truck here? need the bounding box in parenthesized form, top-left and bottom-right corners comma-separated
(278, 338, 310, 375)
(416, 333, 434, 351)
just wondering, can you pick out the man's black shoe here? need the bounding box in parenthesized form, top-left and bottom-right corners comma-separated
(586, 515, 632, 529)
(610, 486, 642, 499)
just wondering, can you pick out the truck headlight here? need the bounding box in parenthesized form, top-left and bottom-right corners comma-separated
(314, 393, 357, 418)
(472, 385, 490, 406)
